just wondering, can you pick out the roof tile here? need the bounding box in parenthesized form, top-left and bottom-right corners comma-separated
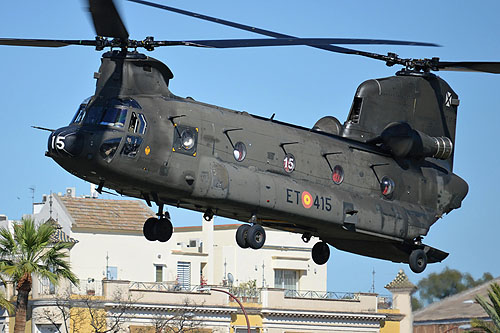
(385, 269, 417, 291)
(60, 197, 155, 232)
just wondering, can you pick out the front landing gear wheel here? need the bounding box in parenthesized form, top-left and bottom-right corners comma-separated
(409, 249, 427, 273)
(156, 217, 173, 243)
(235, 224, 250, 248)
(143, 217, 157, 241)
(247, 225, 266, 250)
(312, 241, 330, 265)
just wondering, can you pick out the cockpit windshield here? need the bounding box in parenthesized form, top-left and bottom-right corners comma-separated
(80, 98, 143, 129)
(100, 107, 127, 128)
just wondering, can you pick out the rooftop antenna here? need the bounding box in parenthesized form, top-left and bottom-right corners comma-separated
(224, 258, 227, 281)
(106, 252, 110, 279)
(49, 191, 53, 219)
(262, 261, 266, 288)
(29, 186, 35, 214)
(370, 268, 376, 293)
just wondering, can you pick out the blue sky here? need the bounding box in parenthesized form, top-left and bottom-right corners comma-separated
(1, 0, 499, 295)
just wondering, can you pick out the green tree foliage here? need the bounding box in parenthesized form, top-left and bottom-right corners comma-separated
(471, 282, 500, 332)
(417, 267, 493, 305)
(411, 296, 423, 311)
(0, 218, 78, 333)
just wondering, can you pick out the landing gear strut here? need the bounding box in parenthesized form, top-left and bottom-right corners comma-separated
(203, 208, 214, 221)
(143, 203, 173, 243)
(312, 241, 330, 265)
(235, 224, 266, 250)
(301, 232, 312, 243)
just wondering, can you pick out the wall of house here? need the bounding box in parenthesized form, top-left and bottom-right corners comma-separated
(36, 204, 328, 294)
(379, 309, 401, 333)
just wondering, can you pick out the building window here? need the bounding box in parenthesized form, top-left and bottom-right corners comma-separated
(106, 266, 118, 280)
(274, 269, 298, 291)
(177, 261, 191, 290)
(155, 265, 163, 283)
(235, 329, 260, 333)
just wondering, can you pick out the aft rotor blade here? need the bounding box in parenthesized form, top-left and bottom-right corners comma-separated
(88, 0, 129, 40)
(161, 38, 439, 49)
(0, 38, 96, 48)
(436, 61, 500, 74)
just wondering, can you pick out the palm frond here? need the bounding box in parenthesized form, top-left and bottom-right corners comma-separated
(0, 217, 78, 287)
(0, 291, 14, 315)
(471, 318, 495, 333)
(472, 282, 500, 332)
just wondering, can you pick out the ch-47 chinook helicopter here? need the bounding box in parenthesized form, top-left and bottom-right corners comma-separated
(3, 0, 500, 274)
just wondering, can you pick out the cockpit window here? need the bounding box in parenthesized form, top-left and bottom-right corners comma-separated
(128, 112, 148, 135)
(137, 114, 147, 134)
(100, 107, 128, 128)
(70, 97, 92, 124)
(81, 97, 141, 128)
(83, 105, 104, 125)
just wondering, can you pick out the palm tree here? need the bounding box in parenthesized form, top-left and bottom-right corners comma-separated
(0, 275, 14, 315)
(0, 217, 78, 333)
(471, 282, 500, 332)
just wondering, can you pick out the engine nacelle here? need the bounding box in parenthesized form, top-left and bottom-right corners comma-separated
(379, 122, 453, 160)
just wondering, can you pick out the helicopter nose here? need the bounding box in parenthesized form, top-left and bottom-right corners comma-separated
(47, 127, 84, 157)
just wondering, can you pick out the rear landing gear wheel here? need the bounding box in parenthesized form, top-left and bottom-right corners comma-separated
(409, 249, 427, 273)
(312, 241, 330, 265)
(235, 224, 251, 249)
(247, 225, 266, 250)
(143, 217, 157, 241)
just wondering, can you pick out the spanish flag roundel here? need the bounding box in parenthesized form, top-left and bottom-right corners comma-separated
(301, 191, 313, 209)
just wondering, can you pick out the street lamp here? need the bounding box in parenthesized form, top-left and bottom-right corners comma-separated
(199, 286, 251, 333)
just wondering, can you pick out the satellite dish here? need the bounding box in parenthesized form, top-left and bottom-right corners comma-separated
(227, 273, 234, 286)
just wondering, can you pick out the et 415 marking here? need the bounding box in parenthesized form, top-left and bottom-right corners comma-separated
(286, 189, 332, 211)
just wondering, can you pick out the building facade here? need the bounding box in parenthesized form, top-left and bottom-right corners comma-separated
(0, 189, 415, 332)
(32, 191, 327, 294)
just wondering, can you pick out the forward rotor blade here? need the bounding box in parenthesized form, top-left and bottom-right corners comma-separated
(127, 0, 383, 55)
(436, 61, 500, 74)
(0, 38, 97, 48)
(160, 38, 439, 49)
(88, 0, 129, 40)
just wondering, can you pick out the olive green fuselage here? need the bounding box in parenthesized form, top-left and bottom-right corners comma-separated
(48, 51, 468, 264)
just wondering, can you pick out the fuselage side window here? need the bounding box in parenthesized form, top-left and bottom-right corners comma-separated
(121, 136, 143, 158)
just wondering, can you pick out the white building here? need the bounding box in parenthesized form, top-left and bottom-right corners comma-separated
(32, 190, 326, 295)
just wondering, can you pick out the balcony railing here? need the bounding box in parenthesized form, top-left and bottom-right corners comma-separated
(71, 279, 103, 296)
(36, 279, 387, 308)
(284, 289, 359, 301)
(129, 281, 201, 293)
(228, 286, 261, 303)
(377, 295, 393, 309)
